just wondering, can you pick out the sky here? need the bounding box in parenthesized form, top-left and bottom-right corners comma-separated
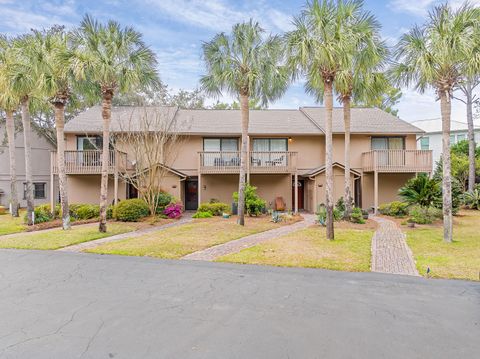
(0, 0, 478, 123)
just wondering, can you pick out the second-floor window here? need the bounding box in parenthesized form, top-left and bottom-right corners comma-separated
(77, 136, 103, 150)
(371, 137, 405, 150)
(203, 138, 238, 152)
(420, 137, 429, 150)
(252, 138, 288, 152)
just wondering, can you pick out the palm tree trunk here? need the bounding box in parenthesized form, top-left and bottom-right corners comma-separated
(21, 98, 34, 225)
(54, 102, 71, 230)
(5, 110, 19, 217)
(343, 96, 352, 220)
(99, 91, 113, 233)
(440, 90, 453, 243)
(465, 82, 476, 192)
(324, 80, 334, 240)
(237, 93, 249, 226)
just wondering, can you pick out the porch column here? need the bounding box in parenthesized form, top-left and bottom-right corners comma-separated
(294, 172, 298, 214)
(373, 150, 378, 214)
(114, 151, 119, 206)
(198, 174, 202, 207)
(313, 176, 317, 214)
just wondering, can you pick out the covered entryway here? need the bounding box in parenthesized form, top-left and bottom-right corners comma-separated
(292, 179, 304, 210)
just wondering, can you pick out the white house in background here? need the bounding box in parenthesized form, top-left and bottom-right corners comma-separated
(412, 118, 480, 167)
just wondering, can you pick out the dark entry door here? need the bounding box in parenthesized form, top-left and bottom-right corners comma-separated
(292, 180, 304, 210)
(185, 180, 198, 210)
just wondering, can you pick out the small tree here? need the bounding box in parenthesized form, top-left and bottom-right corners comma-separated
(113, 107, 187, 215)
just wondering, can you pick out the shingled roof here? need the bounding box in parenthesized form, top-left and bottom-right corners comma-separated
(64, 105, 424, 135)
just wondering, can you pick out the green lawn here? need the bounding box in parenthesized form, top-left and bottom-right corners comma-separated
(0, 222, 135, 250)
(87, 216, 287, 259)
(217, 226, 374, 272)
(406, 210, 480, 281)
(0, 212, 26, 236)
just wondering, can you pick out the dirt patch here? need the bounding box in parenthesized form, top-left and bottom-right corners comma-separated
(193, 214, 303, 226)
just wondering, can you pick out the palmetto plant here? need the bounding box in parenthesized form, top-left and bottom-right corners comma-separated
(463, 188, 480, 210)
(72, 15, 159, 232)
(30, 27, 78, 230)
(0, 35, 20, 217)
(391, 3, 480, 242)
(399, 174, 441, 209)
(286, 0, 370, 239)
(200, 20, 289, 226)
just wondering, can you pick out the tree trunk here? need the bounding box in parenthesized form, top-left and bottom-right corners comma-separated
(5, 110, 19, 217)
(324, 80, 334, 240)
(99, 92, 113, 233)
(465, 82, 476, 192)
(343, 96, 352, 220)
(54, 102, 71, 230)
(440, 91, 453, 243)
(237, 93, 249, 226)
(21, 98, 34, 225)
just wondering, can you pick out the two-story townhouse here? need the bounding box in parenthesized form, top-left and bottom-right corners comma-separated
(51, 106, 431, 213)
(0, 124, 58, 208)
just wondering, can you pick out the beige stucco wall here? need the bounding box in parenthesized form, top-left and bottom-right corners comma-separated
(67, 175, 126, 204)
(250, 174, 292, 210)
(201, 174, 238, 205)
(312, 166, 356, 210)
(361, 173, 415, 209)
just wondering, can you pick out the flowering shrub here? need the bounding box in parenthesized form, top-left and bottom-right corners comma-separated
(164, 202, 183, 219)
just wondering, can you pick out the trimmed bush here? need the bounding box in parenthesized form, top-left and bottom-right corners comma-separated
(192, 211, 213, 218)
(378, 201, 408, 217)
(106, 205, 114, 220)
(198, 202, 230, 216)
(164, 203, 183, 219)
(27, 204, 59, 224)
(154, 191, 174, 214)
(350, 207, 365, 224)
(113, 199, 149, 222)
(69, 203, 100, 220)
(233, 184, 266, 216)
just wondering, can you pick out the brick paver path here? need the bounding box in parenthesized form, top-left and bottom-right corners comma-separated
(182, 213, 316, 261)
(58, 214, 193, 253)
(370, 216, 419, 276)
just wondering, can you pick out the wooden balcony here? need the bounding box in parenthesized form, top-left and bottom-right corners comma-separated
(362, 150, 432, 173)
(199, 151, 297, 174)
(51, 150, 128, 175)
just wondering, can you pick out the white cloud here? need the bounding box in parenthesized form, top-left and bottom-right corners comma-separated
(389, 0, 480, 16)
(144, 0, 293, 33)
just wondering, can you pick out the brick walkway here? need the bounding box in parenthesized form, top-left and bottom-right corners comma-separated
(58, 214, 194, 253)
(370, 216, 419, 276)
(182, 213, 316, 261)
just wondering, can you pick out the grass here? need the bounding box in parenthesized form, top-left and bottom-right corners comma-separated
(0, 212, 26, 236)
(87, 216, 289, 259)
(0, 222, 135, 250)
(217, 224, 374, 272)
(406, 210, 480, 281)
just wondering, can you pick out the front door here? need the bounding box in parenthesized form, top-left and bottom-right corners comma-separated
(185, 180, 198, 210)
(292, 179, 304, 210)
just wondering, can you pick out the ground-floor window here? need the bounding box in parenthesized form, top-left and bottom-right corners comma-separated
(24, 182, 46, 199)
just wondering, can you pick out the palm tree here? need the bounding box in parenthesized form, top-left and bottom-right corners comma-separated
(286, 0, 368, 239)
(72, 15, 159, 232)
(391, 3, 479, 242)
(334, 11, 388, 220)
(200, 20, 289, 226)
(10, 35, 41, 225)
(32, 27, 77, 230)
(0, 36, 20, 217)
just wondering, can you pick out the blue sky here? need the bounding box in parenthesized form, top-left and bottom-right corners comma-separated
(0, 0, 478, 122)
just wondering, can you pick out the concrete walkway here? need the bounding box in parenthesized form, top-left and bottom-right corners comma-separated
(58, 214, 193, 253)
(183, 213, 316, 261)
(370, 216, 419, 276)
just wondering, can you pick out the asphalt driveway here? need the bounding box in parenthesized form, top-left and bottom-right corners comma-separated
(0, 250, 478, 359)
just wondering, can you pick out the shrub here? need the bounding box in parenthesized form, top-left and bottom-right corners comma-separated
(233, 184, 266, 216)
(163, 202, 183, 219)
(333, 207, 343, 221)
(317, 205, 342, 225)
(28, 204, 59, 224)
(192, 211, 213, 218)
(152, 191, 174, 214)
(408, 205, 442, 224)
(113, 199, 149, 222)
(69, 203, 100, 220)
(198, 202, 230, 216)
(335, 197, 345, 212)
(399, 174, 441, 208)
(378, 201, 408, 217)
(463, 189, 480, 210)
(106, 205, 114, 220)
(209, 198, 220, 203)
(350, 207, 365, 224)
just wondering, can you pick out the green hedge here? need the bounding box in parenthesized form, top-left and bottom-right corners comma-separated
(192, 211, 213, 218)
(69, 203, 100, 220)
(113, 199, 150, 222)
(198, 202, 230, 216)
(378, 201, 409, 217)
(154, 192, 174, 214)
